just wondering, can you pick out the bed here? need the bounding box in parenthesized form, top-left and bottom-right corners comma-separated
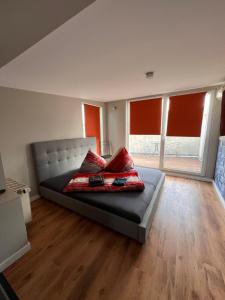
(32, 137, 165, 244)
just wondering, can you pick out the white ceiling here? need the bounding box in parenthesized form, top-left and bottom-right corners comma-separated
(0, 0, 225, 102)
(0, 0, 95, 67)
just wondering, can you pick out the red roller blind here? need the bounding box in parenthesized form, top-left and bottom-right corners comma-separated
(220, 91, 225, 136)
(84, 104, 101, 155)
(167, 92, 206, 137)
(130, 98, 162, 135)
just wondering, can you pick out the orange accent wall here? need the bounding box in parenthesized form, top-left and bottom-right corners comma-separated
(84, 104, 101, 154)
(130, 98, 162, 135)
(167, 92, 206, 137)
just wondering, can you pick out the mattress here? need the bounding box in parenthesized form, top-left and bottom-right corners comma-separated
(40, 166, 163, 223)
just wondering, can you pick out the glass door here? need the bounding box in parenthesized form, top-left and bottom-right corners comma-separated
(128, 98, 162, 169)
(128, 91, 211, 176)
(163, 92, 210, 174)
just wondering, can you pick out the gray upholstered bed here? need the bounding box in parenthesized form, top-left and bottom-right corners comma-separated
(32, 137, 165, 244)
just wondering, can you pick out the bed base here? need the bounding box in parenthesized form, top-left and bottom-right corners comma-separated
(39, 173, 165, 244)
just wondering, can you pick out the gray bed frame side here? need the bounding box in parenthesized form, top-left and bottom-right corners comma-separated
(39, 175, 164, 243)
(32, 137, 165, 244)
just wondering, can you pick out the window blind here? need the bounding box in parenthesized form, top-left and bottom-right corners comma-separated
(167, 92, 206, 137)
(84, 104, 101, 154)
(130, 98, 162, 135)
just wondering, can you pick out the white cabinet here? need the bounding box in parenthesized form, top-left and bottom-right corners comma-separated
(0, 190, 30, 272)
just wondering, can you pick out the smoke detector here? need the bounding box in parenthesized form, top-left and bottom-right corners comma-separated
(145, 71, 154, 79)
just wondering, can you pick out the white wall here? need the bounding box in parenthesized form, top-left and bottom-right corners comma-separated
(0, 86, 106, 196)
(107, 100, 127, 153)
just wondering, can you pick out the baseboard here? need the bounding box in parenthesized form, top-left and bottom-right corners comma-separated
(0, 242, 31, 272)
(213, 181, 225, 209)
(165, 171, 212, 182)
(30, 194, 40, 202)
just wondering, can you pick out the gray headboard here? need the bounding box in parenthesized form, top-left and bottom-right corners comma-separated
(32, 137, 96, 183)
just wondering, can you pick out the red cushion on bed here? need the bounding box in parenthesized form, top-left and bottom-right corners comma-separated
(63, 170, 145, 192)
(105, 147, 134, 172)
(79, 150, 106, 173)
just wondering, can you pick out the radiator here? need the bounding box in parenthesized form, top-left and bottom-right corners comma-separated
(5, 178, 32, 224)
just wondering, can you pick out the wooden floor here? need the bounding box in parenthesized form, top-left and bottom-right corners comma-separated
(4, 177, 225, 300)
(132, 154, 201, 173)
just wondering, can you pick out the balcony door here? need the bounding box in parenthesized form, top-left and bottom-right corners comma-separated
(163, 92, 208, 174)
(129, 98, 162, 169)
(128, 92, 211, 175)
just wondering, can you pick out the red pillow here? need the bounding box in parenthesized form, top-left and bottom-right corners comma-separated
(79, 150, 106, 173)
(105, 147, 134, 172)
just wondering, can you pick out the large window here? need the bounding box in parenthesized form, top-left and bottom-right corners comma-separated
(128, 92, 211, 175)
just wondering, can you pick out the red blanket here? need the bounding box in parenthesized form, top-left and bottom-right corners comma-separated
(64, 170, 145, 192)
